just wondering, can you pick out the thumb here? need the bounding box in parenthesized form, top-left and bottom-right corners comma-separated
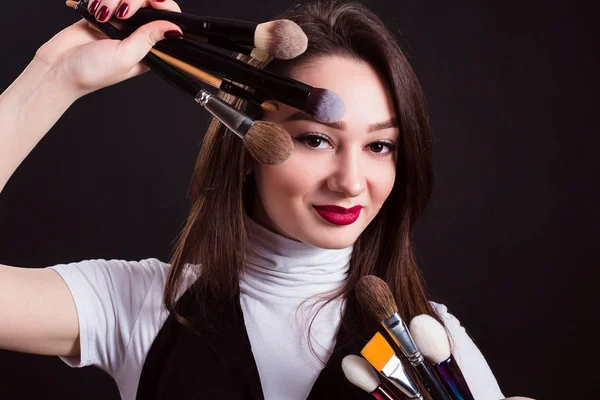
(115, 20, 182, 67)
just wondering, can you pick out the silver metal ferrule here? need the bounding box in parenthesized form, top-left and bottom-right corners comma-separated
(195, 89, 253, 140)
(383, 313, 424, 364)
(381, 354, 423, 399)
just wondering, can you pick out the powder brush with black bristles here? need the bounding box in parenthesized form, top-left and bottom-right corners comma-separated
(356, 276, 452, 400)
(71, 0, 293, 166)
(120, 8, 308, 60)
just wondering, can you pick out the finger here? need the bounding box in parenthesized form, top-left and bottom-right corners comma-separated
(114, 0, 182, 20)
(88, 0, 122, 23)
(147, 0, 181, 13)
(114, 20, 183, 72)
(112, 0, 181, 25)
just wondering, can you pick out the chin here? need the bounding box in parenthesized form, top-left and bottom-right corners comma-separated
(302, 231, 359, 249)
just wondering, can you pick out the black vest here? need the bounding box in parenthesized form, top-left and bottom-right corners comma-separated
(135, 283, 377, 399)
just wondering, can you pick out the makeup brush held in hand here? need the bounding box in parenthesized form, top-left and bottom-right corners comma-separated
(135, 47, 279, 112)
(356, 276, 452, 400)
(155, 38, 346, 123)
(361, 332, 423, 399)
(196, 89, 293, 165)
(409, 315, 474, 400)
(341, 355, 400, 400)
(121, 8, 308, 60)
(72, 1, 293, 165)
(65, 1, 277, 112)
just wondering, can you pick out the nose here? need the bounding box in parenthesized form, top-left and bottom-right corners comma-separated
(326, 148, 366, 197)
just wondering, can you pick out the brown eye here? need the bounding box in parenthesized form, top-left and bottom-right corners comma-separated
(307, 137, 322, 148)
(368, 141, 395, 156)
(370, 143, 384, 153)
(294, 134, 332, 149)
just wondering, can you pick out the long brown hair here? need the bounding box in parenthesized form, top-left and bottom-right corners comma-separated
(165, 0, 440, 396)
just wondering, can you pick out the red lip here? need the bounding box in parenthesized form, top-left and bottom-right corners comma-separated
(313, 205, 363, 225)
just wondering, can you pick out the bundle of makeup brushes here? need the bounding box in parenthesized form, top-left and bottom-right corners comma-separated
(342, 276, 476, 400)
(66, 0, 347, 165)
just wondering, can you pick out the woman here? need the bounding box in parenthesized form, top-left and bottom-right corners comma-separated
(0, 0, 519, 399)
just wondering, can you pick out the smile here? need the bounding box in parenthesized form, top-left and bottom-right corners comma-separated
(312, 205, 363, 226)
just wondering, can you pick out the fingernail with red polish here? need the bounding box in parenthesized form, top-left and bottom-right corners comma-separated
(164, 30, 183, 38)
(96, 5, 110, 22)
(89, 0, 100, 14)
(116, 3, 130, 18)
(155, 0, 165, 2)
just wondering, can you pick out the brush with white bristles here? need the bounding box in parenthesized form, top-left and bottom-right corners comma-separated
(341, 355, 400, 400)
(356, 276, 452, 400)
(71, 1, 293, 166)
(409, 314, 475, 400)
(119, 8, 308, 60)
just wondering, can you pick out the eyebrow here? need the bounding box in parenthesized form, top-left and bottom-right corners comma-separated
(282, 111, 399, 132)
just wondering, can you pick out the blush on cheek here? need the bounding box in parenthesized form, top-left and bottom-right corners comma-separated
(269, 166, 312, 197)
(373, 169, 396, 202)
(273, 155, 327, 192)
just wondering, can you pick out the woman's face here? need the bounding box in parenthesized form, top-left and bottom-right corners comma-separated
(250, 56, 399, 249)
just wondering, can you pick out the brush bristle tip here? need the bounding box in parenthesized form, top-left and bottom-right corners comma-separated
(305, 88, 346, 123)
(244, 121, 293, 165)
(355, 275, 398, 323)
(409, 314, 451, 364)
(360, 332, 395, 372)
(255, 19, 308, 59)
(341, 355, 380, 392)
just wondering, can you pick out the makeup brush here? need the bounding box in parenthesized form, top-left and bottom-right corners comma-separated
(72, 0, 293, 165)
(116, 15, 272, 62)
(153, 38, 346, 123)
(342, 355, 400, 400)
(187, 34, 272, 62)
(409, 315, 474, 400)
(70, 0, 343, 122)
(361, 332, 423, 399)
(129, 46, 279, 112)
(356, 276, 452, 400)
(119, 8, 308, 60)
(65, 1, 278, 112)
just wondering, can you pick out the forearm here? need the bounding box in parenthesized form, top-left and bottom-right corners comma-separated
(0, 59, 78, 192)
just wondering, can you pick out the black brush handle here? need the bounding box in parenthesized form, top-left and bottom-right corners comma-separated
(120, 23, 254, 58)
(74, 0, 202, 101)
(123, 8, 257, 46)
(118, 19, 267, 107)
(414, 362, 452, 400)
(219, 81, 265, 107)
(154, 38, 312, 110)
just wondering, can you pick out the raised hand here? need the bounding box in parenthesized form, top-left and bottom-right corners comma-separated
(35, 0, 183, 99)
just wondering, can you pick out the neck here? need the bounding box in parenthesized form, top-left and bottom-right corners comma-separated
(241, 213, 353, 300)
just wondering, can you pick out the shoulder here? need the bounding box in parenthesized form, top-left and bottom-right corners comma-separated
(48, 257, 198, 304)
(48, 257, 170, 284)
(429, 301, 476, 356)
(428, 302, 505, 399)
(430, 302, 461, 329)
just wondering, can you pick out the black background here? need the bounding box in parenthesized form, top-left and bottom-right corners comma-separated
(0, 0, 598, 398)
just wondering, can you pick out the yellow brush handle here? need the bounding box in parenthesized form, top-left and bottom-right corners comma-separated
(150, 48, 223, 87)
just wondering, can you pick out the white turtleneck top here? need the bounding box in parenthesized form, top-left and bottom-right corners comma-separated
(47, 215, 504, 400)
